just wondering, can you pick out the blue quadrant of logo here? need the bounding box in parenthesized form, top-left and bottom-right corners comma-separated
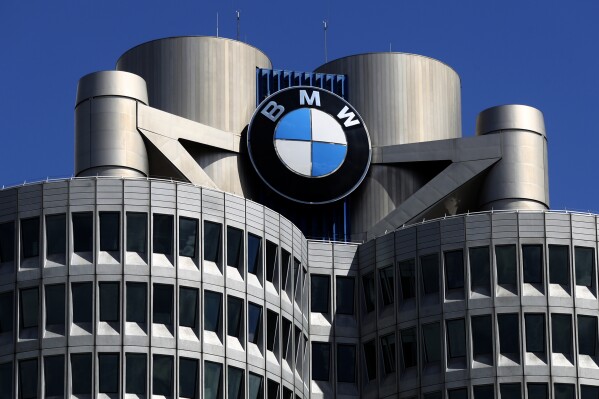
(312, 142, 347, 176)
(274, 108, 311, 140)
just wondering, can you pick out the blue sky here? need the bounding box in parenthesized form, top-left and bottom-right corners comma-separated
(0, 0, 596, 211)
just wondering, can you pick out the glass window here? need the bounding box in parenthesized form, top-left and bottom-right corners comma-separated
(72, 282, 92, 324)
(496, 245, 517, 286)
(399, 259, 416, 299)
(421, 254, 439, 294)
(470, 246, 491, 291)
(312, 342, 331, 381)
(425, 392, 442, 399)
(126, 353, 146, 395)
(99, 212, 120, 252)
(21, 217, 39, 259)
(45, 284, 65, 327)
(498, 313, 520, 356)
(582, 386, 599, 399)
(0, 292, 13, 334)
(282, 387, 293, 399)
(474, 385, 495, 399)
(336, 276, 354, 315)
(578, 315, 597, 356)
(248, 372, 263, 399)
(381, 333, 396, 374)
(180, 357, 198, 399)
(19, 358, 37, 399)
(449, 388, 468, 399)
(72, 212, 93, 253)
(379, 266, 395, 306)
(228, 366, 244, 399)
(400, 327, 417, 369)
(527, 384, 548, 399)
(126, 212, 147, 254)
(423, 322, 441, 363)
(310, 274, 330, 313)
(525, 313, 545, 354)
(265, 241, 278, 284)
(179, 287, 198, 329)
(552, 313, 572, 355)
(99, 282, 119, 322)
(472, 315, 493, 357)
(337, 344, 356, 383)
(445, 250, 464, 290)
(226, 226, 243, 271)
(267, 379, 279, 399)
(153, 214, 173, 255)
(554, 384, 575, 399)
(45, 214, 66, 256)
(364, 339, 376, 380)
(0, 362, 12, 399)
(248, 302, 262, 345)
(281, 249, 291, 291)
(576, 247, 595, 288)
(20, 287, 38, 329)
(227, 296, 243, 339)
(126, 282, 146, 324)
(153, 355, 173, 396)
(248, 233, 262, 276)
(362, 272, 375, 313)
(71, 353, 92, 395)
(204, 361, 223, 399)
(549, 245, 569, 285)
(151, 284, 173, 326)
(0, 221, 14, 263)
(99, 353, 119, 394)
(267, 310, 278, 352)
(281, 318, 291, 361)
(204, 221, 222, 264)
(500, 383, 521, 399)
(179, 217, 198, 258)
(447, 319, 466, 360)
(44, 355, 64, 397)
(204, 290, 222, 333)
(523, 245, 543, 284)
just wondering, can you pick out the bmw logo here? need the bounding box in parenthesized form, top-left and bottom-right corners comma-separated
(247, 86, 371, 204)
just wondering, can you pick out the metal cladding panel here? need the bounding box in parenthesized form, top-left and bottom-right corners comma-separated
(308, 241, 333, 270)
(293, 226, 302, 258)
(225, 194, 245, 225)
(0, 188, 17, 217)
(246, 201, 264, 233)
(150, 181, 176, 208)
(395, 228, 417, 259)
(279, 217, 293, 250)
(518, 212, 545, 238)
(417, 221, 440, 251)
(43, 182, 69, 209)
(491, 212, 518, 239)
(264, 208, 280, 241)
(176, 184, 201, 212)
(465, 213, 491, 241)
(69, 179, 95, 206)
(440, 217, 465, 245)
(333, 243, 358, 270)
(545, 213, 571, 239)
(358, 238, 375, 268)
(375, 233, 394, 267)
(315, 53, 461, 147)
(18, 184, 43, 213)
(572, 214, 597, 242)
(123, 180, 150, 206)
(96, 180, 123, 205)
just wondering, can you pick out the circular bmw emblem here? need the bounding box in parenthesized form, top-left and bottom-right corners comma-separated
(248, 86, 371, 204)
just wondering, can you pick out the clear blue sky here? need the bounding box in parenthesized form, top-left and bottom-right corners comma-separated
(0, 0, 596, 211)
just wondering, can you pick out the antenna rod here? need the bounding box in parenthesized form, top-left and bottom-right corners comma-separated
(216, 12, 219, 37)
(236, 10, 240, 40)
(323, 19, 328, 62)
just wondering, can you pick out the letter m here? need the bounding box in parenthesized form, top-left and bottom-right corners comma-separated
(337, 106, 360, 127)
(299, 90, 321, 106)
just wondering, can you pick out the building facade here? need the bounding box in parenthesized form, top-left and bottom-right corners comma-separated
(0, 36, 596, 399)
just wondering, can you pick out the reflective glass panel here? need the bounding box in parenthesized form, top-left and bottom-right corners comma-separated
(336, 344, 356, 383)
(267, 379, 279, 399)
(99, 282, 119, 322)
(335, 276, 354, 315)
(153, 355, 173, 396)
(401, 327, 417, 369)
(179, 357, 198, 399)
(71, 353, 92, 395)
(281, 249, 291, 291)
(364, 339, 376, 380)
(99, 212, 119, 252)
(449, 388, 468, 399)
(265, 241, 278, 284)
(153, 284, 173, 325)
(281, 318, 291, 360)
(248, 233, 262, 276)
(267, 310, 278, 352)
(425, 392, 442, 399)
(381, 333, 396, 373)
(496, 245, 517, 286)
(470, 246, 491, 290)
(227, 296, 243, 338)
(500, 384, 521, 399)
(99, 353, 119, 393)
(472, 315, 493, 357)
(525, 313, 545, 354)
(474, 385, 495, 399)
(527, 384, 548, 399)
(310, 274, 330, 313)
(21, 217, 39, 259)
(126, 353, 146, 395)
(423, 322, 441, 363)
(311, 342, 331, 381)
(578, 315, 597, 356)
(0, 362, 12, 399)
(248, 373, 263, 399)
(248, 302, 262, 344)
(126, 212, 147, 253)
(179, 287, 198, 329)
(447, 318, 466, 359)
(582, 386, 599, 399)
(226, 226, 243, 270)
(204, 361, 222, 399)
(362, 272, 375, 313)
(555, 384, 575, 399)
(0, 222, 14, 263)
(421, 254, 439, 294)
(0, 292, 13, 333)
(44, 355, 64, 397)
(126, 282, 146, 324)
(399, 259, 416, 299)
(179, 217, 198, 258)
(45, 214, 66, 256)
(445, 250, 464, 290)
(523, 245, 543, 284)
(549, 245, 569, 285)
(19, 358, 37, 399)
(379, 266, 394, 306)
(204, 290, 222, 333)
(228, 366, 244, 399)
(72, 212, 93, 253)
(72, 282, 92, 324)
(153, 214, 173, 255)
(45, 284, 65, 327)
(204, 221, 222, 264)
(20, 287, 38, 329)
(552, 314, 572, 355)
(498, 313, 520, 356)
(576, 247, 595, 287)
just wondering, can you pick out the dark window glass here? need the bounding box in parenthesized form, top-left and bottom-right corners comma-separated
(423, 322, 441, 363)
(281, 318, 291, 360)
(293, 259, 302, 300)
(555, 384, 575, 399)
(20, 287, 38, 329)
(425, 392, 443, 399)
(99, 353, 119, 394)
(126, 282, 146, 324)
(204, 290, 222, 333)
(179, 217, 198, 258)
(267, 379, 279, 399)
(99, 212, 120, 252)
(281, 249, 291, 291)
(226, 226, 243, 270)
(204, 221, 222, 264)
(579, 315, 597, 356)
(336, 276, 354, 315)
(0, 222, 14, 263)
(228, 366, 244, 399)
(282, 387, 293, 399)
(447, 319, 466, 360)
(523, 245, 543, 284)
(248, 373, 263, 399)
(44, 355, 64, 397)
(72, 212, 93, 252)
(265, 241, 278, 284)
(525, 313, 545, 354)
(72, 282, 92, 324)
(582, 386, 599, 399)
(337, 344, 356, 383)
(552, 313, 572, 355)
(71, 353, 92, 395)
(267, 310, 278, 352)
(204, 361, 222, 399)
(500, 384, 521, 399)
(379, 266, 395, 306)
(19, 358, 37, 399)
(470, 246, 491, 290)
(45, 284, 65, 327)
(474, 385, 495, 399)
(310, 274, 330, 313)
(153, 214, 173, 255)
(0, 362, 12, 399)
(45, 214, 66, 256)
(248, 302, 262, 345)
(248, 233, 262, 276)
(527, 384, 548, 399)
(227, 296, 243, 338)
(179, 287, 198, 329)
(576, 247, 595, 287)
(153, 355, 173, 396)
(445, 250, 464, 290)
(421, 254, 439, 294)
(362, 272, 375, 313)
(449, 388, 468, 399)
(153, 284, 173, 325)
(549, 245, 569, 285)
(126, 353, 146, 395)
(99, 282, 119, 322)
(180, 357, 198, 399)
(496, 245, 517, 286)
(126, 212, 147, 253)
(21, 217, 39, 259)
(472, 315, 493, 357)
(399, 259, 416, 299)
(498, 313, 520, 356)
(364, 339, 376, 380)
(0, 292, 13, 333)
(400, 327, 417, 369)
(381, 333, 396, 373)
(312, 342, 331, 381)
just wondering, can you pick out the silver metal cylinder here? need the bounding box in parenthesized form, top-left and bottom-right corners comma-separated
(477, 104, 549, 211)
(75, 71, 149, 178)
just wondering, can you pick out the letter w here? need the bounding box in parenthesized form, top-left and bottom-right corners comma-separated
(337, 106, 360, 127)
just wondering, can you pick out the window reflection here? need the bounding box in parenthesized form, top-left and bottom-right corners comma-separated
(549, 245, 569, 285)
(496, 245, 517, 286)
(522, 245, 543, 284)
(576, 247, 595, 288)
(179, 217, 198, 258)
(421, 254, 439, 295)
(399, 259, 416, 299)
